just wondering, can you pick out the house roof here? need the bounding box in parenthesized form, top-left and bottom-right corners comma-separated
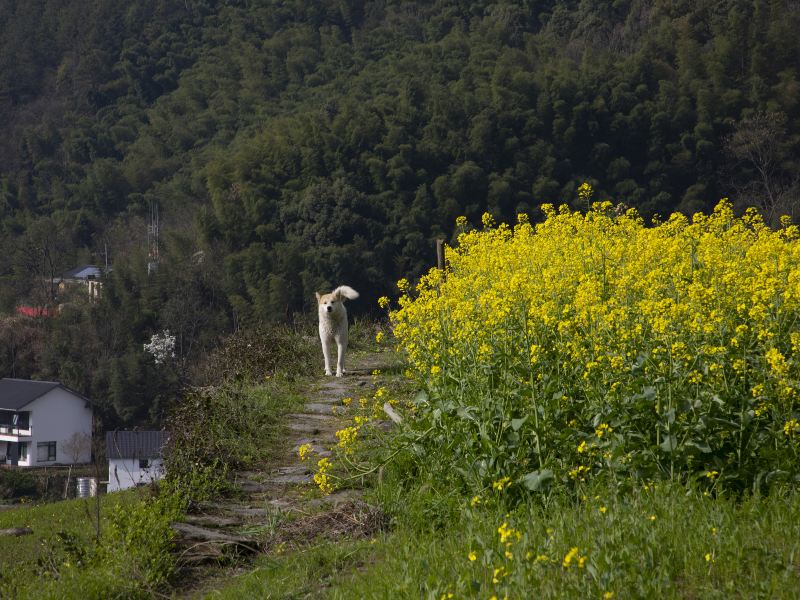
(59, 265, 104, 281)
(15, 306, 55, 318)
(106, 430, 170, 460)
(0, 378, 90, 411)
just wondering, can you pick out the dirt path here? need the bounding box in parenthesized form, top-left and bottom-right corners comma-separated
(173, 350, 395, 598)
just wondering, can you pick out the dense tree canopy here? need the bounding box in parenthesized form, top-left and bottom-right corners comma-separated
(1, 0, 799, 425)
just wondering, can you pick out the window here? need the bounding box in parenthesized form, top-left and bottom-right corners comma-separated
(139, 459, 150, 469)
(19, 443, 28, 461)
(37, 442, 56, 462)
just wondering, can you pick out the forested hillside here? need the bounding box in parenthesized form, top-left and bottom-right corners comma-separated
(1, 0, 799, 427)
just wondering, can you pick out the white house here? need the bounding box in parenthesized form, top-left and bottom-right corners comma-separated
(106, 430, 169, 492)
(0, 379, 93, 467)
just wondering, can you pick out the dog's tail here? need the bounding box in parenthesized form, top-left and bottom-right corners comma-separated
(334, 285, 359, 301)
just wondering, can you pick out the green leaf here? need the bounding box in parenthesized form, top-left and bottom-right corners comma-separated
(684, 440, 712, 453)
(457, 407, 475, 422)
(522, 469, 554, 491)
(660, 435, 678, 453)
(511, 416, 527, 431)
(413, 390, 429, 405)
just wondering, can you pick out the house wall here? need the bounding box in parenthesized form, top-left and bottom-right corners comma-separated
(107, 458, 165, 492)
(25, 389, 93, 466)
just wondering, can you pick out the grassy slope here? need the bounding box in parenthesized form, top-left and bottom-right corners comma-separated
(0, 491, 139, 571)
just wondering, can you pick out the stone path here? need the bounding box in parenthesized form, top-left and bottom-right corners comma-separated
(173, 351, 395, 595)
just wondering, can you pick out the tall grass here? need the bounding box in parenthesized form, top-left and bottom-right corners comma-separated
(331, 479, 800, 599)
(203, 472, 800, 599)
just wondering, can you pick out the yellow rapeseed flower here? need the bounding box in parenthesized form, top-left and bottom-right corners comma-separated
(578, 182, 593, 201)
(492, 476, 511, 491)
(297, 443, 313, 461)
(492, 566, 507, 583)
(562, 547, 579, 568)
(497, 522, 521, 544)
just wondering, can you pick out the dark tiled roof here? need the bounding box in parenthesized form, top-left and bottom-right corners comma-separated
(106, 431, 169, 460)
(0, 379, 63, 410)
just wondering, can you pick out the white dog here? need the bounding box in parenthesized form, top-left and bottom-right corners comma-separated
(316, 285, 359, 377)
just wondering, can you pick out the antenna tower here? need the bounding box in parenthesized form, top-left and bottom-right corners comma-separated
(147, 200, 159, 275)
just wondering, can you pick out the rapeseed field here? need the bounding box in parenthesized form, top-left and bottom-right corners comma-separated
(390, 195, 800, 495)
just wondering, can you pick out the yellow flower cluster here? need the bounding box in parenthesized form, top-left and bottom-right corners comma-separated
(391, 200, 800, 489)
(297, 443, 313, 461)
(313, 457, 334, 494)
(335, 426, 359, 454)
(562, 546, 587, 569)
(492, 476, 512, 491)
(497, 522, 521, 544)
(577, 181, 593, 203)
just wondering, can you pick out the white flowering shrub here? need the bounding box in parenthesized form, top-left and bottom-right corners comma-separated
(144, 330, 176, 364)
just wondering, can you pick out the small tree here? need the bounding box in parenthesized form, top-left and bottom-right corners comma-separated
(725, 111, 800, 225)
(62, 431, 92, 464)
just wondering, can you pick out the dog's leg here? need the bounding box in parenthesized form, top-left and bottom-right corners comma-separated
(321, 335, 333, 376)
(336, 336, 347, 377)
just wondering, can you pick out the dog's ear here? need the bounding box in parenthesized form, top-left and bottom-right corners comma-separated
(333, 289, 342, 301)
(315, 292, 321, 302)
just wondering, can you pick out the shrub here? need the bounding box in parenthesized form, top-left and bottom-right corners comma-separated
(199, 323, 316, 384)
(0, 470, 39, 498)
(390, 200, 800, 496)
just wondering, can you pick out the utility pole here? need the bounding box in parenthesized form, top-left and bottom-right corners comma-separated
(436, 238, 445, 271)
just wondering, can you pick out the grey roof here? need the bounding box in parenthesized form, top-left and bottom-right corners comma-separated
(106, 431, 169, 460)
(0, 378, 89, 410)
(59, 265, 104, 281)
